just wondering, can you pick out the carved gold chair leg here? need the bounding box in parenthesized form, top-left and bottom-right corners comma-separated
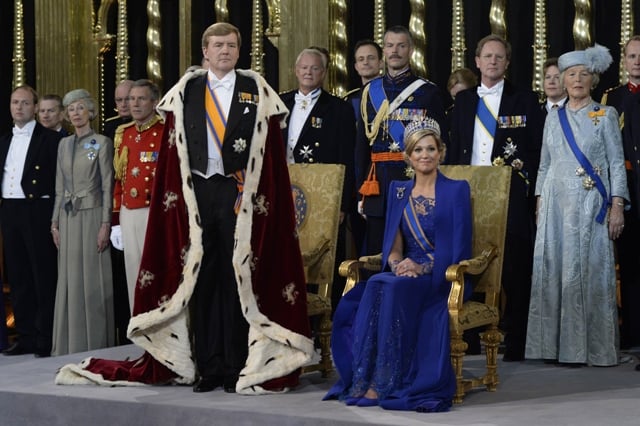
(450, 331, 468, 404)
(480, 325, 503, 392)
(317, 310, 333, 377)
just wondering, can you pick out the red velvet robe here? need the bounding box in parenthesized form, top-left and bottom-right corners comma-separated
(55, 69, 314, 393)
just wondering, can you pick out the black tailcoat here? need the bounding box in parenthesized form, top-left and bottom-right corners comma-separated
(0, 122, 61, 353)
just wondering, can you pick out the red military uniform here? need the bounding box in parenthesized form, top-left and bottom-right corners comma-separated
(113, 115, 164, 313)
(114, 116, 164, 211)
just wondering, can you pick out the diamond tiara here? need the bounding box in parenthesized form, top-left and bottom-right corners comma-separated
(403, 117, 441, 140)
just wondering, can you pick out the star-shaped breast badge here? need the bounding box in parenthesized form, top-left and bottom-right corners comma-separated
(503, 141, 517, 157)
(299, 145, 313, 159)
(131, 166, 140, 178)
(233, 138, 247, 153)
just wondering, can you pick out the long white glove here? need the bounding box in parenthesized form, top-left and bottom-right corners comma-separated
(110, 225, 124, 251)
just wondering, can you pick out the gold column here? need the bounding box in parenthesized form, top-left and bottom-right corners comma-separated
(115, 0, 130, 82)
(572, 0, 592, 49)
(489, 0, 507, 39)
(532, 0, 548, 96)
(373, 0, 386, 47)
(251, 0, 265, 75)
(278, 0, 328, 92)
(619, 0, 634, 84)
(451, 0, 467, 71)
(215, 0, 229, 22)
(179, 0, 192, 72)
(409, 0, 427, 78)
(36, 1, 99, 115)
(265, 0, 282, 49)
(95, 1, 116, 132)
(147, 0, 163, 91)
(328, 0, 348, 97)
(12, 0, 26, 88)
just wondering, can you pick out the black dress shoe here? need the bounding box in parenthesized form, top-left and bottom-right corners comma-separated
(2, 342, 33, 356)
(34, 351, 51, 358)
(193, 376, 223, 393)
(223, 378, 237, 393)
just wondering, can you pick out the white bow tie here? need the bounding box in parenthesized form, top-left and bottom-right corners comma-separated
(294, 90, 320, 109)
(477, 86, 500, 98)
(212, 80, 233, 91)
(12, 127, 30, 137)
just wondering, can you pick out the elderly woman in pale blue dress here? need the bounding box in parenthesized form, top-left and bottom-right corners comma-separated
(50, 89, 114, 355)
(526, 45, 629, 366)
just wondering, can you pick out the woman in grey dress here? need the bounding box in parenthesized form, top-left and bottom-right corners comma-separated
(50, 89, 114, 355)
(526, 45, 628, 366)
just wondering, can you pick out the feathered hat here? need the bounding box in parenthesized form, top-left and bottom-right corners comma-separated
(558, 44, 613, 74)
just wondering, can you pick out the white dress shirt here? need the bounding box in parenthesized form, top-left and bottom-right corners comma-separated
(472, 80, 504, 166)
(195, 69, 236, 179)
(546, 97, 567, 112)
(2, 120, 37, 199)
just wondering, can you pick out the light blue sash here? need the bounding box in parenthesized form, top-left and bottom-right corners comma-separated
(476, 97, 497, 139)
(403, 198, 435, 262)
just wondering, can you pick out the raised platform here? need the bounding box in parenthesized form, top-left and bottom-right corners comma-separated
(2, 344, 640, 425)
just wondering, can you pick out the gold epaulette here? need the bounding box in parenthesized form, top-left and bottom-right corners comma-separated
(113, 121, 135, 180)
(113, 121, 135, 150)
(343, 87, 360, 101)
(601, 85, 623, 106)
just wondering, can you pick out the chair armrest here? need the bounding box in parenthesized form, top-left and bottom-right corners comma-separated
(339, 259, 364, 295)
(339, 253, 384, 295)
(358, 253, 383, 271)
(446, 245, 498, 313)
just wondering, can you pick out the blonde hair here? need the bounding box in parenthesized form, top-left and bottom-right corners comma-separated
(403, 129, 446, 164)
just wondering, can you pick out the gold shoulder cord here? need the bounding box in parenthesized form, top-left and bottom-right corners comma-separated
(113, 123, 131, 181)
(360, 83, 390, 146)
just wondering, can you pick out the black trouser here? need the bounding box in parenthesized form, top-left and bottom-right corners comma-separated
(500, 231, 533, 357)
(192, 175, 249, 380)
(110, 246, 130, 345)
(0, 199, 57, 353)
(617, 209, 640, 349)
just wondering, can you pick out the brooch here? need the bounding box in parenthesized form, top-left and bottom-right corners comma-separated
(588, 106, 605, 125)
(396, 187, 406, 199)
(575, 165, 601, 190)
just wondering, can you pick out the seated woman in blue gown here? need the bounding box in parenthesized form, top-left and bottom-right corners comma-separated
(324, 117, 472, 412)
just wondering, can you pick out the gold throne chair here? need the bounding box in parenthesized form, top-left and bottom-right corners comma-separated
(340, 165, 511, 403)
(288, 163, 345, 377)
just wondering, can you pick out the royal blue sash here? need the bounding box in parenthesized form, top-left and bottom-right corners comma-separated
(476, 97, 497, 139)
(368, 78, 405, 145)
(558, 107, 609, 224)
(403, 197, 435, 262)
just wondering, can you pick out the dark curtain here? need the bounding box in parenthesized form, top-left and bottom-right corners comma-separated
(1, 0, 640, 132)
(0, 4, 15, 133)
